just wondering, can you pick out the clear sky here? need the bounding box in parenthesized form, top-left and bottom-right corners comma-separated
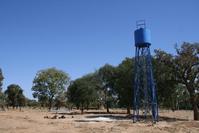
(0, 0, 198, 99)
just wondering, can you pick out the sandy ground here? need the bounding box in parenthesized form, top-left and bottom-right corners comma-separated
(0, 108, 198, 133)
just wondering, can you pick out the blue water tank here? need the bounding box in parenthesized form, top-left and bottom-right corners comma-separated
(134, 28, 151, 47)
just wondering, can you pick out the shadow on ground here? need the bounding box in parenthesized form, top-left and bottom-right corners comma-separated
(81, 114, 189, 122)
(52, 110, 189, 123)
(52, 110, 127, 115)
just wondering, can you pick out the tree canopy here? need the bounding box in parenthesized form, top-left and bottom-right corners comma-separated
(154, 42, 199, 120)
(98, 64, 117, 113)
(5, 84, 25, 109)
(114, 57, 134, 114)
(174, 43, 199, 120)
(32, 68, 70, 110)
(0, 68, 6, 110)
(0, 68, 4, 92)
(153, 49, 177, 108)
(67, 73, 100, 113)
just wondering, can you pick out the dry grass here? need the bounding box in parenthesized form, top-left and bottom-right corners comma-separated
(0, 108, 198, 133)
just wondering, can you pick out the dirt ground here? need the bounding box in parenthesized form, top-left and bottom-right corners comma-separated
(0, 108, 198, 133)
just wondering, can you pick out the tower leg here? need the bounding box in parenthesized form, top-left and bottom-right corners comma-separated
(133, 46, 158, 123)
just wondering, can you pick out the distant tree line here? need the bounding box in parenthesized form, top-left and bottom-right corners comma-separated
(0, 42, 198, 120)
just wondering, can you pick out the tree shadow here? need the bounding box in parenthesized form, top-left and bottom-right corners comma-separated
(84, 114, 189, 122)
(85, 114, 130, 120)
(84, 111, 127, 115)
(158, 116, 188, 122)
(52, 110, 127, 115)
(52, 112, 80, 115)
(52, 110, 189, 123)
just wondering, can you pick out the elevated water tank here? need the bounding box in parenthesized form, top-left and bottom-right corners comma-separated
(134, 27, 151, 47)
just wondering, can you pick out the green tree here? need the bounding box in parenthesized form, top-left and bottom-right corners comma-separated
(0, 68, 5, 110)
(32, 68, 70, 110)
(155, 43, 199, 120)
(67, 73, 99, 114)
(0, 93, 6, 111)
(153, 49, 177, 109)
(54, 92, 66, 110)
(27, 99, 39, 108)
(5, 84, 25, 109)
(98, 64, 117, 113)
(114, 57, 134, 114)
(174, 43, 199, 120)
(0, 68, 3, 92)
(17, 93, 26, 109)
(174, 84, 191, 110)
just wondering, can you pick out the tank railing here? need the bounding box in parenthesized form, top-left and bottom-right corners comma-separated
(136, 20, 146, 29)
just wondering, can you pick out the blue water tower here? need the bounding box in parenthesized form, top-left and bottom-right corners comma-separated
(134, 28, 151, 47)
(133, 20, 158, 123)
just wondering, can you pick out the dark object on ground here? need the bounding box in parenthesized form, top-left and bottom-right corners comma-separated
(44, 116, 49, 119)
(59, 115, 65, 119)
(51, 115, 58, 119)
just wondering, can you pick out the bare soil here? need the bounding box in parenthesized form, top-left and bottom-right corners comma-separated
(0, 109, 198, 133)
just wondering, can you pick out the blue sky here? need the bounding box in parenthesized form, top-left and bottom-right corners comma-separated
(0, 0, 198, 99)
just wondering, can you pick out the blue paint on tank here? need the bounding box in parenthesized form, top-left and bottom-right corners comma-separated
(134, 28, 151, 47)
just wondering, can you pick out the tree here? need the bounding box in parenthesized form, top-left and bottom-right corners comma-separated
(155, 42, 199, 120)
(0, 93, 6, 111)
(153, 49, 177, 109)
(114, 57, 134, 114)
(0, 68, 3, 92)
(174, 84, 191, 110)
(27, 99, 39, 108)
(54, 92, 66, 110)
(174, 43, 199, 120)
(0, 68, 5, 110)
(98, 64, 117, 113)
(5, 84, 25, 109)
(32, 68, 70, 110)
(17, 93, 26, 110)
(67, 73, 99, 114)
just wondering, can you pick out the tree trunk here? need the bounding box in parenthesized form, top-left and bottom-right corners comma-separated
(186, 84, 199, 120)
(70, 105, 73, 111)
(97, 103, 99, 110)
(127, 104, 131, 114)
(81, 108, 84, 114)
(86, 103, 89, 110)
(193, 103, 199, 120)
(106, 101, 109, 113)
(49, 99, 53, 111)
(76, 105, 79, 110)
(0, 105, 5, 111)
(81, 104, 84, 114)
(105, 90, 110, 113)
(190, 96, 199, 120)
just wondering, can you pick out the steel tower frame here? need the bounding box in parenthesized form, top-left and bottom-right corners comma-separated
(133, 23, 158, 123)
